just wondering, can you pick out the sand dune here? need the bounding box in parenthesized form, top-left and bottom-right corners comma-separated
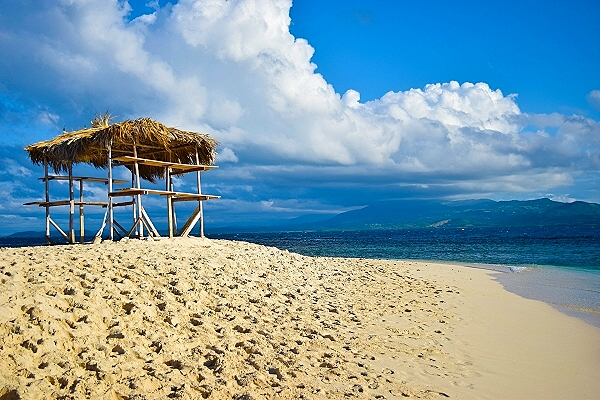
(1, 237, 599, 399)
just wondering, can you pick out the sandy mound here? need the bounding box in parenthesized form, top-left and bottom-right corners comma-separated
(1, 237, 599, 399)
(0, 238, 467, 399)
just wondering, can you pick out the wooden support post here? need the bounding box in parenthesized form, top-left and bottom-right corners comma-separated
(170, 178, 177, 234)
(130, 169, 137, 236)
(43, 158, 51, 244)
(165, 166, 174, 238)
(133, 143, 143, 238)
(167, 195, 174, 238)
(79, 179, 84, 243)
(108, 143, 114, 241)
(195, 150, 204, 237)
(140, 206, 160, 237)
(68, 163, 75, 243)
(113, 219, 127, 237)
(179, 206, 201, 237)
(95, 207, 108, 241)
(49, 217, 68, 241)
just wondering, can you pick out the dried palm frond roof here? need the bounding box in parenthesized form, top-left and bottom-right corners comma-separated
(25, 113, 219, 182)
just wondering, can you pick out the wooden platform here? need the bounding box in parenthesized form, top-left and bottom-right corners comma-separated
(39, 176, 128, 184)
(109, 188, 219, 200)
(24, 200, 108, 207)
(112, 156, 218, 173)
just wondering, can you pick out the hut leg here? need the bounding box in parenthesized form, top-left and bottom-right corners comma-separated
(133, 143, 143, 238)
(167, 196, 174, 238)
(79, 180, 85, 243)
(165, 166, 170, 236)
(170, 179, 177, 234)
(166, 167, 174, 238)
(44, 158, 51, 244)
(108, 143, 114, 241)
(131, 170, 137, 237)
(195, 150, 204, 237)
(68, 163, 75, 244)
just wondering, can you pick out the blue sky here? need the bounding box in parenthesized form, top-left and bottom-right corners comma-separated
(290, 0, 600, 118)
(0, 0, 599, 235)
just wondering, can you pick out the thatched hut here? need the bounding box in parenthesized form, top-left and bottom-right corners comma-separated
(24, 114, 220, 244)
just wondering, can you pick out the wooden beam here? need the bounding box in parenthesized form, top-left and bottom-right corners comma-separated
(126, 217, 144, 238)
(39, 176, 128, 184)
(25, 200, 108, 207)
(109, 188, 147, 197)
(179, 206, 201, 237)
(140, 206, 160, 237)
(109, 188, 219, 199)
(95, 207, 109, 241)
(112, 155, 218, 173)
(173, 194, 220, 202)
(109, 200, 135, 208)
(112, 219, 127, 236)
(48, 217, 68, 241)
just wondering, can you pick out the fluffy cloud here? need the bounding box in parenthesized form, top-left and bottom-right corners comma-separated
(588, 90, 600, 110)
(0, 0, 599, 233)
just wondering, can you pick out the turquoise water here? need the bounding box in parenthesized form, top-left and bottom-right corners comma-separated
(211, 226, 600, 327)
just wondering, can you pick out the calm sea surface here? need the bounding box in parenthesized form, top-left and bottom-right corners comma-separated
(2, 226, 599, 327)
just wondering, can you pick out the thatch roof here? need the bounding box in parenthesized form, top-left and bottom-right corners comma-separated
(25, 114, 219, 182)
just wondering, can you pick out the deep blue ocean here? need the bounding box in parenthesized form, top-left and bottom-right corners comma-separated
(210, 226, 600, 271)
(2, 226, 599, 327)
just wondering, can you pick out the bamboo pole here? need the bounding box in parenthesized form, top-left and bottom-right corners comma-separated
(43, 158, 51, 244)
(133, 143, 143, 238)
(167, 151, 177, 236)
(130, 169, 137, 236)
(49, 217, 68, 240)
(165, 165, 172, 238)
(170, 178, 177, 234)
(68, 163, 75, 243)
(79, 179, 84, 243)
(140, 206, 159, 237)
(167, 195, 174, 239)
(195, 149, 204, 237)
(179, 206, 201, 237)
(108, 142, 114, 241)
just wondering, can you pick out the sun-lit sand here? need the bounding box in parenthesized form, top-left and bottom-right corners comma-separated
(1, 237, 599, 399)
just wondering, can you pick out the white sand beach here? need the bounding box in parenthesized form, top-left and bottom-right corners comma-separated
(1, 237, 599, 399)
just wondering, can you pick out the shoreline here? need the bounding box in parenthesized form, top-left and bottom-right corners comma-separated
(1, 237, 599, 399)
(415, 260, 600, 329)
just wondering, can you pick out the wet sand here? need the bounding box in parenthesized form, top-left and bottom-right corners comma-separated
(1, 237, 599, 399)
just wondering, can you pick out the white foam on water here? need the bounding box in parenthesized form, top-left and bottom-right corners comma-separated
(508, 266, 528, 273)
(496, 266, 600, 328)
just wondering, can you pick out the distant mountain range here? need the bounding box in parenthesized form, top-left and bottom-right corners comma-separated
(216, 198, 600, 233)
(4, 198, 600, 238)
(282, 198, 600, 231)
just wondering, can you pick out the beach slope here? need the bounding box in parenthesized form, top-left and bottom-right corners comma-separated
(1, 238, 598, 399)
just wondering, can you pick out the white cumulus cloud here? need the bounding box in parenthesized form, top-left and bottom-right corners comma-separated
(587, 90, 600, 110)
(0, 0, 598, 222)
